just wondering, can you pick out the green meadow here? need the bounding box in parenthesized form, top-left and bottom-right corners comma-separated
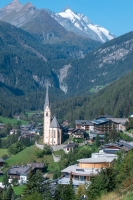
(0, 149, 8, 157)
(6, 145, 59, 172)
(0, 116, 28, 125)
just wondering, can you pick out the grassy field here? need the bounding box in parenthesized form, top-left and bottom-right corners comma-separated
(13, 185, 26, 195)
(0, 149, 8, 157)
(90, 85, 105, 93)
(26, 111, 36, 117)
(6, 145, 59, 172)
(54, 149, 64, 157)
(26, 111, 43, 117)
(98, 190, 133, 200)
(0, 116, 28, 125)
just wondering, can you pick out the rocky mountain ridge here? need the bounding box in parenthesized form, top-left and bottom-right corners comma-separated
(55, 31, 133, 94)
(0, 0, 102, 58)
(0, 0, 114, 44)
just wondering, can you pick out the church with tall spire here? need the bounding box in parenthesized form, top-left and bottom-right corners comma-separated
(43, 86, 62, 145)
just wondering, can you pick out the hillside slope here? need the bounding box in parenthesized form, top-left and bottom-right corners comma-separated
(65, 31, 133, 94)
(52, 70, 133, 122)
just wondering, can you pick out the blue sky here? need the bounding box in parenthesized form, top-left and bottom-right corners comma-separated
(0, 0, 133, 37)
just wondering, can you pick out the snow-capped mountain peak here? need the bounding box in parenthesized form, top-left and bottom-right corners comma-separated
(52, 8, 115, 43)
(58, 8, 81, 22)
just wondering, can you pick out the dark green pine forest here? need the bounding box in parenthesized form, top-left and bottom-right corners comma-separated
(0, 20, 133, 120)
(52, 71, 133, 122)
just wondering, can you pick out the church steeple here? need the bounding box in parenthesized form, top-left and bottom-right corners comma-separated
(44, 85, 49, 110)
(43, 85, 51, 144)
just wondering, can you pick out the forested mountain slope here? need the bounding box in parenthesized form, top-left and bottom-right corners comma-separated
(52, 71, 133, 123)
(0, 21, 66, 92)
(1, 20, 133, 118)
(65, 31, 133, 94)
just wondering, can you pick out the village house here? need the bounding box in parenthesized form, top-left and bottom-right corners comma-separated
(75, 116, 128, 135)
(100, 141, 133, 154)
(27, 162, 45, 173)
(75, 120, 94, 131)
(20, 124, 33, 131)
(8, 166, 31, 184)
(107, 118, 128, 132)
(67, 128, 75, 135)
(7, 162, 45, 184)
(10, 129, 18, 135)
(71, 129, 85, 138)
(58, 152, 117, 188)
(63, 142, 77, 154)
(20, 133, 36, 141)
(92, 118, 113, 134)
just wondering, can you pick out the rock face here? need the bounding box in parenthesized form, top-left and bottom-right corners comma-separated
(50, 8, 115, 43)
(58, 64, 72, 93)
(0, 0, 67, 37)
(0, 2, 114, 44)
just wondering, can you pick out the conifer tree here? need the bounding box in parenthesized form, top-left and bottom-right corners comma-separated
(3, 185, 14, 200)
(2, 173, 9, 189)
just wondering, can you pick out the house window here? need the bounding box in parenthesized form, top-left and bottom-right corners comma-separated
(65, 173, 69, 178)
(54, 131, 56, 138)
(74, 175, 79, 180)
(80, 176, 86, 181)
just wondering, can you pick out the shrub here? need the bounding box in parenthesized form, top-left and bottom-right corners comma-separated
(2, 154, 8, 160)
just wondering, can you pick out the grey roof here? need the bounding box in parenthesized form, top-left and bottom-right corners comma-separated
(63, 143, 76, 149)
(118, 141, 133, 151)
(0, 158, 4, 162)
(107, 118, 128, 125)
(44, 85, 50, 110)
(0, 123, 5, 126)
(75, 120, 93, 126)
(50, 116, 60, 128)
(8, 166, 31, 176)
(27, 162, 44, 169)
(92, 118, 110, 125)
(61, 164, 100, 176)
(77, 156, 116, 163)
(71, 129, 85, 136)
(103, 141, 133, 152)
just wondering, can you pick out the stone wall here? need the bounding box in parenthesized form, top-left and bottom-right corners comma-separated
(35, 142, 44, 150)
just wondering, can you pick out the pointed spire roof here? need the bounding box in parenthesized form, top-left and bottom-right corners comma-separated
(44, 85, 49, 110)
(50, 116, 60, 128)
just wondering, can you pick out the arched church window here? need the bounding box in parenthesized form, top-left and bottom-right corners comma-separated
(51, 131, 53, 138)
(54, 130, 56, 138)
(46, 112, 48, 116)
(58, 130, 60, 139)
